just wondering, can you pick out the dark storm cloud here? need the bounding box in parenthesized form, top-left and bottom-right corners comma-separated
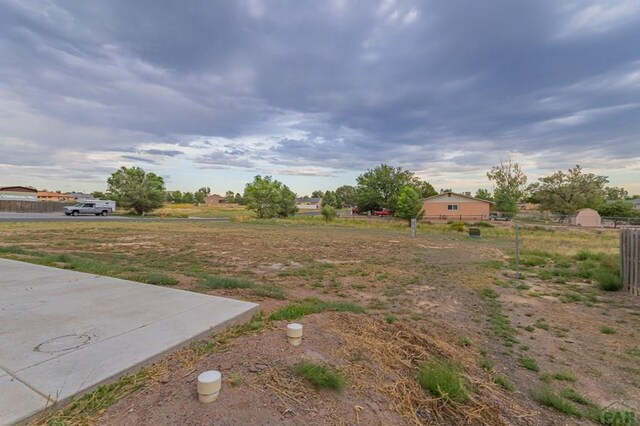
(1, 0, 639, 178)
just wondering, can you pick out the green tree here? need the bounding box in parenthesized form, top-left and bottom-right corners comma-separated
(106, 166, 165, 215)
(355, 164, 414, 212)
(225, 190, 235, 201)
(311, 190, 324, 198)
(243, 175, 298, 218)
(91, 191, 106, 199)
(234, 192, 244, 205)
(412, 179, 437, 198)
(487, 158, 527, 214)
(395, 186, 424, 222)
(605, 186, 628, 201)
(167, 190, 182, 203)
(529, 165, 608, 214)
(322, 190, 341, 208)
(182, 192, 195, 204)
(194, 187, 210, 204)
(335, 185, 356, 207)
(474, 188, 494, 201)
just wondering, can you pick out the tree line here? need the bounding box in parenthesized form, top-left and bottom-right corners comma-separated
(101, 163, 637, 219)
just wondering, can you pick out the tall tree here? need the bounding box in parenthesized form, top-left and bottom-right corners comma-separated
(311, 190, 324, 198)
(395, 186, 424, 222)
(234, 192, 244, 205)
(355, 164, 414, 212)
(605, 186, 628, 201)
(91, 191, 106, 199)
(475, 188, 494, 201)
(322, 190, 341, 208)
(243, 175, 298, 218)
(182, 192, 195, 204)
(529, 165, 608, 214)
(411, 179, 437, 198)
(225, 190, 235, 201)
(335, 185, 356, 207)
(107, 166, 165, 215)
(487, 158, 527, 213)
(194, 187, 210, 204)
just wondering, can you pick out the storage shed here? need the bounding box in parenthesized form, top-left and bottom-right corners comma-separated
(570, 208, 601, 227)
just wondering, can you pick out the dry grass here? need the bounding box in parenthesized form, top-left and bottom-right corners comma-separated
(330, 314, 533, 425)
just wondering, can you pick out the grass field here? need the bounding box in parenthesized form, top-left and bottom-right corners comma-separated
(1, 218, 637, 425)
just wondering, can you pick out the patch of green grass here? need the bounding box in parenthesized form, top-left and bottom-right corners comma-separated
(294, 361, 345, 390)
(518, 356, 539, 372)
(560, 292, 582, 303)
(130, 271, 179, 286)
(524, 325, 535, 332)
(534, 319, 550, 331)
(479, 260, 505, 269)
(515, 283, 531, 291)
(533, 386, 581, 417)
(198, 275, 285, 299)
(457, 336, 472, 347)
(492, 374, 514, 391)
(417, 361, 469, 403)
(597, 408, 637, 425)
(0, 245, 31, 255)
(479, 288, 518, 348)
(269, 298, 364, 321)
(199, 275, 254, 290)
(520, 255, 548, 267)
(385, 314, 398, 324)
(479, 357, 494, 371)
(625, 347, 640, 358)
(559, 388, 593, 406)
(600, 326, 616, 334)
(552, 371, 577, 382)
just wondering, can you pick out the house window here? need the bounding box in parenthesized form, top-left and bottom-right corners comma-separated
(447, 204, 458, 211)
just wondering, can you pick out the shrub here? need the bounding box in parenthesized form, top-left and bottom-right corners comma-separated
(294, 361, 345, 390)
(600, 326, 616, 334)
(449, 222, 465, 233)
(594, 269, 622, 291)
(321, 205, 338, 222)
(417, 361, 469, 403)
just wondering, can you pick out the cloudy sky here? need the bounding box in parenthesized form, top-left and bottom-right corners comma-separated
(1, 0, 639, 195)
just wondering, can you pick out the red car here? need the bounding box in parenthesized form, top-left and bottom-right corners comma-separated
(373, 209, 393, 216)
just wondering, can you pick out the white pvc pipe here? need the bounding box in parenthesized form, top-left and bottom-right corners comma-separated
(197, 370, 221, 403)
(287, 323, 303, 346)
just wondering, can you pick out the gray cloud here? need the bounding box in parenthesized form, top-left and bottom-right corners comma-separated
(1, 0, 639, 187)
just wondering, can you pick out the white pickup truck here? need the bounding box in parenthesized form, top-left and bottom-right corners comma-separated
(64, 200, 116, 216)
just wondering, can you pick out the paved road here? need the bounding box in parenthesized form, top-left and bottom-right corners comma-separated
(0, 212, 230, 222)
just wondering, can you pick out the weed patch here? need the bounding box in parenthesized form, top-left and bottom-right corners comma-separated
(479, 288, 518, 348)
(268, 298, 364, 321)
(417, 361, 469, 403)
(518, 356, 539, 372)
(294, 361, 345, 390)
(533, 386, 581, 417)
(492, 374, 514, 391)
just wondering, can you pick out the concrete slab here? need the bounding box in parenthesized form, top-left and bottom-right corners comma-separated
(0, 259, 259, 425)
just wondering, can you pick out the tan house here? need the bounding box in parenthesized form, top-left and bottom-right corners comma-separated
(0, 186, 38, 201)
(204, 194, 225, 206)
(570, 208, 601, 227)
(296, 197, 322, 210)
(37, 191, 77, 202)
(423, 192, 493, 221)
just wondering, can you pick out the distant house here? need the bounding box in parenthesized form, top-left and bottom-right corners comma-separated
(0, 186, 38, 201)
(631, 198, 640, 212)
(37, 191, 77, 202)
(296, 197, 322, 210)
(204, 194, 225, 206)
(570, 208, 601, 227)
(65, 192, 93, 201)
(422, 192, 493, 221)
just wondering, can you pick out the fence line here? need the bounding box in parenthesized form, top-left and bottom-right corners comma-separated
(0, 200, 73, 213)
(621, 228, 640, 296)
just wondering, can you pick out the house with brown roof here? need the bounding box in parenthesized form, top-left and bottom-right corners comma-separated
(422, 192, 493, 221)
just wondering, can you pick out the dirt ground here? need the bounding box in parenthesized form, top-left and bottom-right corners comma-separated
(1, 220, 638, 425)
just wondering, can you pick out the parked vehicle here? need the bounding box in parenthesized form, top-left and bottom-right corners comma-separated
(64, 200, 116, 216)
(373, 208, 393, 216)
(489, 212, 510, 221)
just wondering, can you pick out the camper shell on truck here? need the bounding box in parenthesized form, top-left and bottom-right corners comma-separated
(64, 200, 116, 216)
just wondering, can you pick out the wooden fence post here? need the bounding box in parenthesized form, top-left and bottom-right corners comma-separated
(621, 228, 640, 296)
